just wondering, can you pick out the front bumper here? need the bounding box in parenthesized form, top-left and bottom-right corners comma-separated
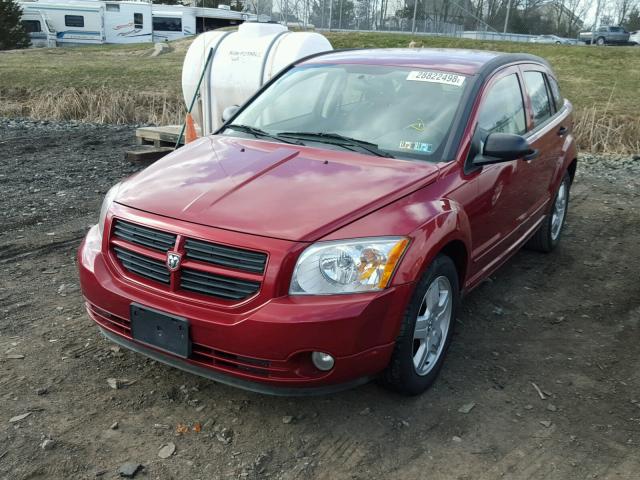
(78, 225, 414, 393)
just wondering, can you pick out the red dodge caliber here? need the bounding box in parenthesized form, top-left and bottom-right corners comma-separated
(78, 49, 577, 395)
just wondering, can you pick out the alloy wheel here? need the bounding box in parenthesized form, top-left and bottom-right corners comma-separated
(412, 276, 453, 376)
(551, 181, 568, 240)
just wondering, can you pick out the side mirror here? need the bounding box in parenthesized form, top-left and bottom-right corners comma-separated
(473, 132, 538, 166)
(222, 105, 240, 123)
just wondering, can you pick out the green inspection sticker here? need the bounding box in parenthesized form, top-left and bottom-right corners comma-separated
(399, 141, 433, 153)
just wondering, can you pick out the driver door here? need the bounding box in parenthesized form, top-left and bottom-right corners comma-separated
(464, 67, 532, 277)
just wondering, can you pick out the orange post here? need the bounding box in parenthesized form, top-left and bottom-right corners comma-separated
(185, 113, 198, 144)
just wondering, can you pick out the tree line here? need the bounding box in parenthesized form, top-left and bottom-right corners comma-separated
(2, 0, 639, 50)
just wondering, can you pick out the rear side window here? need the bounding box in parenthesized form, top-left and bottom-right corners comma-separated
(106, 4, 119, 12)
(478, 74, 526, 135)
(523, 71, 553, 126)
(65, 15, 84, 27)
(547, 76, 563, 111)
(134, 13, 143, 29)
(22, 20, 42, 33)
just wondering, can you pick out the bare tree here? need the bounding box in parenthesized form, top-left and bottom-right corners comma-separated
(613, 0, 638, 23)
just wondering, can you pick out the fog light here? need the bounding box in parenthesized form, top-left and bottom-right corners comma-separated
(311, 351, 335, 371)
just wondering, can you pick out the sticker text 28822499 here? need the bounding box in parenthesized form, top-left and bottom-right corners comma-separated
(406, 70, 466, 87)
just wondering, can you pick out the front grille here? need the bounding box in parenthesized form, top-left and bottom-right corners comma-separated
(113, 219, 176, 252)
(184, 238, 267, 274)
(113, 247, 170, 284)
(110, 218, 266, 302)
(180, 268, 260, 300)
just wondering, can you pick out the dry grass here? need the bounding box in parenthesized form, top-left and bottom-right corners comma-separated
(574, 108, 640, 154)
(1, 33, 639, 153)
(0, 87, 185, 125)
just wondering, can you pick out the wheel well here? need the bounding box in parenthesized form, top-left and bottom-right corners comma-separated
(440, 240, 468, 286)
(568, 158, 577, 183)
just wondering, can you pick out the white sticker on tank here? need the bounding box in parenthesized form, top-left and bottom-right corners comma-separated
(406, 70, 466, 87)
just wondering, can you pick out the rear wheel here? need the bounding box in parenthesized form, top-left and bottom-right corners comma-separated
(526, 172, 571, 252)
(381, 254, 459, 395)
(596, 36, 606, 45)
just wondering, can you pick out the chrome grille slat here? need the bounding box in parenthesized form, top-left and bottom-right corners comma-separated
(181, 268, 260, 300)
(114, 247, 170, 284)
(184, 238, 267, 274)
(178, 267, 260, 288)
(180, 273, 257, 295)
(113, 220, 176, 252)
(180, 282, 246, 300)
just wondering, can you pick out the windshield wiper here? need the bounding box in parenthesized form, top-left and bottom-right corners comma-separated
(226, 124, 302, 145)
(277, 131, 394, 158)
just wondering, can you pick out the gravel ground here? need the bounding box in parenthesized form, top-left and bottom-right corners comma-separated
(1, 119, 639, 480)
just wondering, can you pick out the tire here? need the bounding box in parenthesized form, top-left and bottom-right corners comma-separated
(596, 37, 606, 45)
(526, 172, 571, 253)
(380, 254, 459, 395)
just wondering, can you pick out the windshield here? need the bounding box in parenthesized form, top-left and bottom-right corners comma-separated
(223, 64, 468, 162)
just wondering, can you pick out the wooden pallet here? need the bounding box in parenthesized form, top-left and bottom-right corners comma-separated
(135, 125, 185, 147)
(131, 125, 203, 163)
(124, 145, 175, 164)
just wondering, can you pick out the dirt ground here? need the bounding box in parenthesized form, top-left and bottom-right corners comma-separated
(1, 119, 639, 480)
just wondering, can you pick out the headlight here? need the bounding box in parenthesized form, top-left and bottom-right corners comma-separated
(98, 183, 121, 237)
(290, 237, 409, 295)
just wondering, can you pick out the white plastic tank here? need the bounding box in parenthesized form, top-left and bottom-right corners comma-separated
(182, 23, 332, 134)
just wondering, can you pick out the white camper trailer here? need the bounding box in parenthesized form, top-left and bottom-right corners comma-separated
(20, 8, 57, 47)
(18, 0, 153, 45)
(151, 5, 258, 42)
(19, 1, 266, 46)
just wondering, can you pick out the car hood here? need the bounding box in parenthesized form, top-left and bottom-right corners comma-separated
(116, 136, 440, 242)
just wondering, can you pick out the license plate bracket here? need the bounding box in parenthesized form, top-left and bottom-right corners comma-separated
(130, 303, 191, 358)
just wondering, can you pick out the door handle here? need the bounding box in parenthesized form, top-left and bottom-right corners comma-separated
(557, 126, 568, 136)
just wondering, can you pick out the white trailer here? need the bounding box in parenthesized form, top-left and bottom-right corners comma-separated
(151, 5, 260, 42)
(19, 1, 266, 46)
(19, 0, 153, 45)
(20, 8, 57, 47)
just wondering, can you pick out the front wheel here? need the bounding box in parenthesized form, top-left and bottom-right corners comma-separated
(380, 254, 459, 395)
(526, 172, 571, 252)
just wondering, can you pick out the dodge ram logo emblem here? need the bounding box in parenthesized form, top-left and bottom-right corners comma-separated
(167, 252, 181, 271)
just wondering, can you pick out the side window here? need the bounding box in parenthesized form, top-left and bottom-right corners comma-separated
(478, 74, 526, 135)
(523, 71, 553, 126)
(134, 13, 143, 29)
(106, 4, 120, 12)
(153, 17, 182, 32)
(22, 20, 42, 33)
(65, 15, 84, 28)
(546, 75, 563, 111)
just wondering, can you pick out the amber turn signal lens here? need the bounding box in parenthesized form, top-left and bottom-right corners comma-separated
(378, 238, 410, 289)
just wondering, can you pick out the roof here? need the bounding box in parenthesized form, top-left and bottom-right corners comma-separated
(301, 48, 550, 76)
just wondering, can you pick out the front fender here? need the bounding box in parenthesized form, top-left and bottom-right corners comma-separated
(392, 198, 471, 286)
(321, 188, 472, 288)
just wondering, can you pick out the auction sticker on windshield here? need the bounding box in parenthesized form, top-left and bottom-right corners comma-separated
(406, 70, 466, 87)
